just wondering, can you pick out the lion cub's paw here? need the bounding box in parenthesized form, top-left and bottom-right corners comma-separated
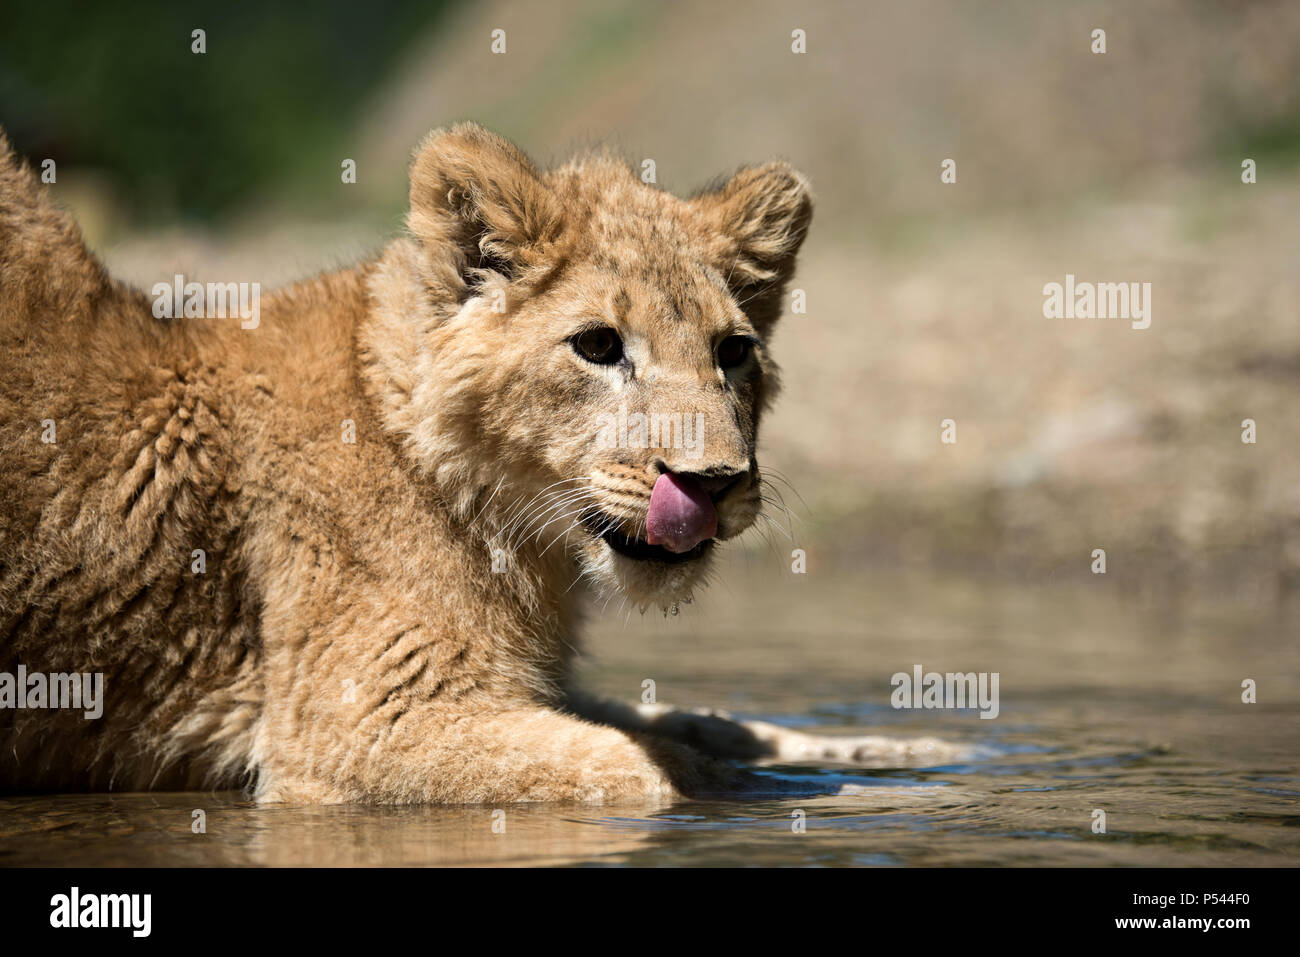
(747, 722, 973, 767)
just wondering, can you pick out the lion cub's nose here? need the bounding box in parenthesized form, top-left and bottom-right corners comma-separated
(688, 472, 746, 501)
(650, 460, 748, 501)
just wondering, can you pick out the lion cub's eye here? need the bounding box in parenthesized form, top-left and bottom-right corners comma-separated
(571, 327, 624, 365)
(716, 335, 753, 369)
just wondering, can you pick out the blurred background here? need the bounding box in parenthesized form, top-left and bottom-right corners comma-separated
(3, 0, 1298, 603)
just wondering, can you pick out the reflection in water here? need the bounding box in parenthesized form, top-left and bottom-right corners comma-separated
(1, 567, 1297, 866)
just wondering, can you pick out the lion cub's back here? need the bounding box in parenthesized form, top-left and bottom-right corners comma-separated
(0, 296, 258, 788)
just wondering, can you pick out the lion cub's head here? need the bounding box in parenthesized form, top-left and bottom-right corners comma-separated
(365, 123, 811, 610)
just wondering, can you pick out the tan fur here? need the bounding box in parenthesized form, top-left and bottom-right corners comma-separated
(0, 124, 812, 803)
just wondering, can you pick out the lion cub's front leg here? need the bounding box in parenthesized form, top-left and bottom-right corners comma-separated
(247, 535, 759, 803)
(255, 701, 748, 805)
(566, 693, 969, 766)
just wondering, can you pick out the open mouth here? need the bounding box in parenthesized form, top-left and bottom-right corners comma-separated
(580, 511, 713, 564)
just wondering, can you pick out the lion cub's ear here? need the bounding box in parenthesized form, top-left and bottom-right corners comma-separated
(694, 162, 813, 334)
(408, 123, 563, 295)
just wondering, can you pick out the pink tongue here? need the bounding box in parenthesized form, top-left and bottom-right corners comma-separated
(646, 473, 718, 553)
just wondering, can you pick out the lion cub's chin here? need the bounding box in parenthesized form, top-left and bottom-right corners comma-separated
(577, 537, 715, 614)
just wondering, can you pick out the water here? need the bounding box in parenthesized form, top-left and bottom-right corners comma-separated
(2, 564, 1296, 866)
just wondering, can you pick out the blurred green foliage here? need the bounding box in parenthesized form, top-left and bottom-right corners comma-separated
(0, 0, 452, 222)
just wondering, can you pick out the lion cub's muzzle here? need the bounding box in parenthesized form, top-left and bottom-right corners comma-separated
(582, 466, 751, 564)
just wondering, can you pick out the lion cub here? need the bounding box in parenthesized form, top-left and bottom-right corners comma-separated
(0, 123, 916, 804)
